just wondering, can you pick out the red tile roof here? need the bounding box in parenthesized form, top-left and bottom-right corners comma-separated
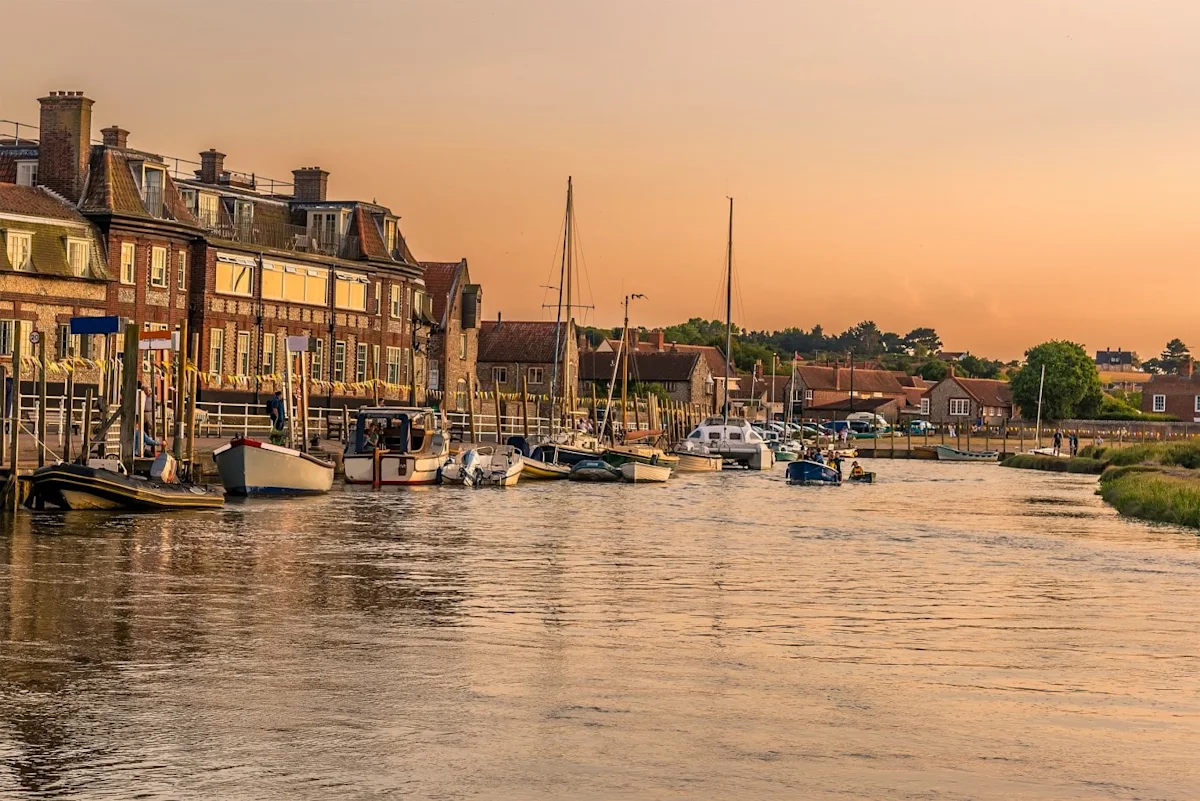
(807, 396, 899, 412)
(795, 365, 905, 395)
(479, 320, 567, 364)
(580, 350, 701, 383)
(353, 206, 391, 260)
(421, 261, 463, 326)
(0, 184, 88, 221)
(953, 377, 1013, 408)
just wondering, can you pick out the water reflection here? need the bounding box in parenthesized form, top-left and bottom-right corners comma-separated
(2, 463, 1199, 799)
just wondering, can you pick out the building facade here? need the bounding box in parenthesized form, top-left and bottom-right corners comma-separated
(476, 318, 578, 400)
(1142, 362, 1199, 421)
(579, 348, 713, 406)
(422, 259, 481, 411)
(921, 373, 1015, 425)
(793, 364, 907, 413)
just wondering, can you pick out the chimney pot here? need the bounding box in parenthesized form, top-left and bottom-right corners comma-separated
(101, 125, 129, 148)
(292, 166, 330, 202)
(947, 364, 955, 377)
(651, 328, 665, 351)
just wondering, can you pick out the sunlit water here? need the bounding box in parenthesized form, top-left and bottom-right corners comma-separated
(1, 462, 1198, 800)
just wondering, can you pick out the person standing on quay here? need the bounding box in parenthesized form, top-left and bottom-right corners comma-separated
(266, 390, 287, 445)
(1053, 429, 1063, 456)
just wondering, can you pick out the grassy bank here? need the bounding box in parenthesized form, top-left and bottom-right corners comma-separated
(1001, 454, 1106, 474)
(1099, 470, 1200, 529)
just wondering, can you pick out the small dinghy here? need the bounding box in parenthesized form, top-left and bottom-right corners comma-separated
(30, 457, 224, 511)
(785, 460, 842, 486)
(670, 440, 723, 472)
(848, 471, 875, 483)
(619, 461, 672, 483)
(568, 459, 623, 482)
(935, 444, 999, 462)
(521, 445, 572, 480)
(212, 437, 334, 496)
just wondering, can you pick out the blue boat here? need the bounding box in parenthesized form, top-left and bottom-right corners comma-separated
(785, 460, 842, 486)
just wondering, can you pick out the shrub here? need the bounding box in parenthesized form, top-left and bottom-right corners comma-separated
(1100, 464, 1162, 484)
(1104, 444, 1166, 466)
(1077, 445, 1106, 459)
(1002, 454, 1068, 472)
(1065, 457, 1106, 474)
(1099, 472, 1200, 529)
(1160, 441, 1200, 470)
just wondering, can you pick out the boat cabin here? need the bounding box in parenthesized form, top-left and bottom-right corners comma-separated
(346, 407, 444, 456)
(687, 417, 768, 444)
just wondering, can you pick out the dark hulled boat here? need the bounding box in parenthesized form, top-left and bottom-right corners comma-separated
(30, 463, 225, 511)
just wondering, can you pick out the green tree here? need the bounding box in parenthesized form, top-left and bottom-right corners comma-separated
(1010, 341, 1103, 420)
(903, 327, 942, 356)
(919, 359, 950, 382)
(1156, 339, 1192, 374)
(957, 354, 1003, 379)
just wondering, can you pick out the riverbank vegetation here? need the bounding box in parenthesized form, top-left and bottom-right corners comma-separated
(1005, 442, 1200, 530)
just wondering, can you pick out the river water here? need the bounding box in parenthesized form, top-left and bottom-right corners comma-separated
(1, 462, 1197, 800)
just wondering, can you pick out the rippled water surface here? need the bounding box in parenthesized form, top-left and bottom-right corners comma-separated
(2, 462, 1198, 799)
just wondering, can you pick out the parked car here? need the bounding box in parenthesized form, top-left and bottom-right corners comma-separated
(907, 420, 935, 434)
(846, 412, 891, 432)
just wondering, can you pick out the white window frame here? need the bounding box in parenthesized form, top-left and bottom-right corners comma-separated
(386, 346, 402, 384)
(333, 340, 346, 382)
(235, 330, 252, 377)
(390, 284, 403, 318)
(459, 333, 467, 360)
(528, 367, 544, 384)
(149, 246, 168, 288)
(66, 237, 89, 278)
(120, 242, 136, 285)
(493, 366, 507, 385)
(197, 193, 220, 227)
(0, 319, 13, 356)
(263, 333, 276, 375)
(356, 343, 368, 382)
(1194, 396, 1200, 414)
(804, 389, 814, 402)
(15, 161, 38, 187)
(6, 231, 32, 272)
(949, 398, 971, 417)
(429, 362, 440, 391)
(215, 254, 255, 297)
(1152, 394, 1166, 413)
(176, 250, 188, 291)
(920, 397, 930, 416)
(312, 339, 324, 381)
(208, 328, 224, 374)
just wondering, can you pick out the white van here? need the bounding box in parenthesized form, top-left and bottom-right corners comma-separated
(845, 412, 891, 431)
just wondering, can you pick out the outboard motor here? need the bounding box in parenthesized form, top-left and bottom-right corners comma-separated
(150, 452, 178, 483)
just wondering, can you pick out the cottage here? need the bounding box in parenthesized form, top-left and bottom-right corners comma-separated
(921, 371, 1015, 425)
(422, 259, 481, 411)
(792, 364, 907, 412)
(477, 317, 578, 400)
(580, 348, 714, 407)
(1095, 348, 1135, 373)
(1142, 361, 1199, 420)
(595, 330, 729, 412)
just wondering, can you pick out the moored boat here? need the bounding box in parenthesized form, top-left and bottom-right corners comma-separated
(785, 460, 842, 486)
(601, 443, 679, 471)
(522, 446, 572, 480)
(619, 461, 672, 483)
(30, 461, 224, 510)
(568, 459, 623, 482)
(935, 444, 999, 462)
(684, 417, 774, 470)
(670, 440, 723, 472)
(443, 446, 523, 487)
(212, 437, 334, 496)
(343, 407, 449, 486)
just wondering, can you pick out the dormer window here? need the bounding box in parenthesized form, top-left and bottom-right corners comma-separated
(308, 211, 343, 255)
(6, 231, 32, 272)
(384, 218, 397, 255)
(66, 238, 90, 278)
(15, 161, 37, 187)
(140, 165, 165, 218)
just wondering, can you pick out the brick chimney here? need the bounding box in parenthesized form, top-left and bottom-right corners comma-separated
(1185, 359, 1195, 378)
(38, 91, 94, 203)
(199, 149, 225, 184)
(100, 125, 129, 148)
(651, 329, 665, 352)
(293, 167, 329, 202)
(947, 364, 955, 377)
(754, 359, 764, 380)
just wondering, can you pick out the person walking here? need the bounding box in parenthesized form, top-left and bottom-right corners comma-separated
(1053, 428, 1063, 456)
(266, 390, 287, 445)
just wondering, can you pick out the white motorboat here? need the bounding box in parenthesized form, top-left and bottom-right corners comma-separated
(343, 407, 449, 486)
(212, 436, 335, 496)
(442, 446, 523, 487)
(935, 444, 999, 462)
(684, 417, 774, 470)
(670, 440, 723, 472)
(619, 461, 672, 483)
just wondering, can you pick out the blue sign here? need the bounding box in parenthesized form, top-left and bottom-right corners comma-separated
(69, 316, 124, 335)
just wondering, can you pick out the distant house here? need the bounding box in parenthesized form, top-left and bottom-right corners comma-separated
(936, 350, 969, 362)
(921, 370, 1015, 425)
(421, 259, 480, 411)
(1095, 348, 1135, 373)
(476, 317, 577, 399)
(792, 363, 907, 420)
(595, 329, 730, 413)
(1099, 370, 1150, 393)
(580, 348, 714, 407)
(1142, 361, 1198, 420)
(729, 361, 798, 420)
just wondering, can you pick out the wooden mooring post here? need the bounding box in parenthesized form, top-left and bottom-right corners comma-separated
(522, 376, 530, 438)
(466, 375, 477, 444)
(37, 335, 47, 468)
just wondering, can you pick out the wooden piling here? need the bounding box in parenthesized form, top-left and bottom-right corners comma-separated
(37, 336, 47, 467)
(81, 388, 94, 464)
(173, 321, 188, 461)
(187, 332, 200, 479)
(466, 375, 477, 444)
(64, 359, 75, 464)
(119, 322, 140, 474)
(522, 376, 530, 438)
(0, 364, 7, 466)
(7, 323, 24, 511)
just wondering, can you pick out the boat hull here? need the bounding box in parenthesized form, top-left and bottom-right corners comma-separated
(620, 462, 672, 483)
(785, 460, 842, 485)
(671, 451, 723, 472)
(344, 453, 443, 485)
(601, 446, 680, 471)
(934, 445, 999, 462)
(521, 459, 571, 480)
(212, 438, 334, 496)
(568, 459, 623, 482)
(30, 464, 225, 510)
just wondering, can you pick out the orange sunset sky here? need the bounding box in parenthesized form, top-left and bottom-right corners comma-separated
(4, 0, 1196, 361)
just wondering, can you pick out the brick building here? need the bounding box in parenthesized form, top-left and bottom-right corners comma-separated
(579, 348, 714, 407)
(421, 259, 481, 411)
(476, 318, 578, 399)
(595, 330, 727, 412)
(1142, 362, 1200, 421)
(920, 371, 1015, 425)
(793, 364, 907, 413)
(2, 90, 442, 409)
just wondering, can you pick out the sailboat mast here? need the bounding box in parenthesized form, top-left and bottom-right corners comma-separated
(564, 177, 574, 417)
(723, 197, 733, 426)
(621, 294, 630, 439)
(549, 177, 570, 431)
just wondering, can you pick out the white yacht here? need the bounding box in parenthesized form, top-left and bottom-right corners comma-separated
(685, 417, 775, 470)
(343, 407, 449, 486)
